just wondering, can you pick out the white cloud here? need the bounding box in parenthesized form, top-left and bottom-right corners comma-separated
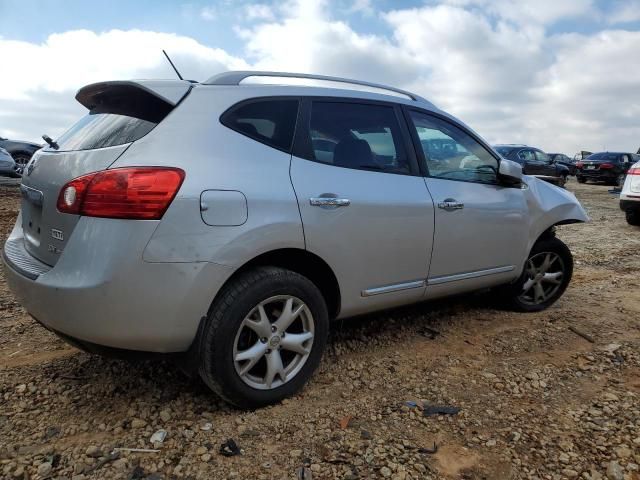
(607, 0, 640, 24)
(348, 0, 374, 16)
(200, 6, 218, 21)
(440, 0, 596, 25)
(244, 3, 275, 21)
(0, 29, 247, 140)
(1, 0, 640, 155)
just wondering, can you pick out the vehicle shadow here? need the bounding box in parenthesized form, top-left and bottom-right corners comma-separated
(32, 290, 500, 420)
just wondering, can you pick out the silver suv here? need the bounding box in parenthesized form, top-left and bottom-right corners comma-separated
(3, 72, 588, 408)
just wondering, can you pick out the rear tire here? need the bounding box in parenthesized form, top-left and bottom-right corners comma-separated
(576, 176, 586, 184)
(505, 237, 573, 312)
(626, 210, 640, 226)
(198, 266, 328, 409)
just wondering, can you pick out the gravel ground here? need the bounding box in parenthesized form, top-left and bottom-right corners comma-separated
(0, 181, 639, 480)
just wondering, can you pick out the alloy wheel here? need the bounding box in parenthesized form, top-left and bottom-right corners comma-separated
(233, 295, 314, 390)
(518, 252, 565, 305)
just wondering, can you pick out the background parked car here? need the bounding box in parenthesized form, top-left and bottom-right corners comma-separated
(576, 152, 638, 187)
(620, 159, 640, 225)
(0, 136, 42, 175)
(573, 150, 593, 162)
(548, 153, 577, 175)
(0, 147, 19, 177)
(494, 144, 571, 186)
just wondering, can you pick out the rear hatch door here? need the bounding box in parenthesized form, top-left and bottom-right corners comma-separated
(19, 80, 191, 266)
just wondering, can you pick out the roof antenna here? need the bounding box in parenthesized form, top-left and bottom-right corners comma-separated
(163, 50, 184, 80)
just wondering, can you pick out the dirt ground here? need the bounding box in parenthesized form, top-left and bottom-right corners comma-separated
(0, 180, 638, 480)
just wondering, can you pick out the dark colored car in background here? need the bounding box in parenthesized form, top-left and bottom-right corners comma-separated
(0, 136, 42, 175)
(549, 153, 577, 175)
(576, 152, 638, 187)
(494, 144, 571, 186)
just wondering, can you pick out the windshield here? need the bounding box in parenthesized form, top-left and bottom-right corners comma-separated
(494, 146, 515, 157)
(587, 152, 620, 161)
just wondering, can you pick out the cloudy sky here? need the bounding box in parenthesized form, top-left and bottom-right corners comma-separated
(1, 0, 639, 154)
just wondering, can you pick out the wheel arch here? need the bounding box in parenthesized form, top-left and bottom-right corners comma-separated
(211, 248, 341, 319)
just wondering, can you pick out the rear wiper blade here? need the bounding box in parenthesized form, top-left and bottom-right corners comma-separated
(42, 134, 59, 150)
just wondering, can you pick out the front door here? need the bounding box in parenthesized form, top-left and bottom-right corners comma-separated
(290, 99, 435, 318)
(405, 109, 529, 298)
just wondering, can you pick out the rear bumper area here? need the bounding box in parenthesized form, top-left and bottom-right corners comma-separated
(577, 171, 617, 181)
(620, 199, 640, 212)
(2, 217, 233, 353)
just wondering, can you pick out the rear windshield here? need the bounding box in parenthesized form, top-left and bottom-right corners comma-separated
(53, 83, 175, 152)
(494, 146, 515, 157)
(587, 152, 620, 161)
(53, 114, 156, 152)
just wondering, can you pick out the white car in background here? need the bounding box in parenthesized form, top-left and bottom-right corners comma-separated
(620, 160, 640, 225)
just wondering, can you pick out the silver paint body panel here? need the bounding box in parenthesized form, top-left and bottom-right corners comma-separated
(2, 78, 588, 352)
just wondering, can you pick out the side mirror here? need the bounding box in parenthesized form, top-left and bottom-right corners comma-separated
(498, 159, 523, 186)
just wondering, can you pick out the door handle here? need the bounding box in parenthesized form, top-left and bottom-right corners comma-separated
(437, 199, 464, 211)
(310, 197, 351, 207)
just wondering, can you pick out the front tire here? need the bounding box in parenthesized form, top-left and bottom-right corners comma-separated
(507, 237, 573, 312)
(577, 176, 586, 184)
(198, 267, 329, 409)
(626, 209, 640, 226)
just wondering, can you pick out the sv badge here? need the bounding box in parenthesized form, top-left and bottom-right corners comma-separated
(51, 229, 64, 241)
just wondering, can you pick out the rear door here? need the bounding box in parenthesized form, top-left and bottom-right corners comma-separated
(404, 109, 528, 298)
(517, 149, 537, 174)
(290, 98, 434, 317)
(19, 81, 190, 266)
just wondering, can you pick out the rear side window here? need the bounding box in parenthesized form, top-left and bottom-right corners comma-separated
(221, 99, 299, 151)
(307, 102, 410, 174)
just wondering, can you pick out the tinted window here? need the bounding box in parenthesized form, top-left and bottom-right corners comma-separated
(222, 99, 299, 151)
(534, 150, 550, 162)
(517, 150, 535, 162)
(494, 146, 516, 157)
(587, 152, 620, 161)
(54, 114, 157, 152)
(409, 111, 498, 184)
(308, 102, 410, 174)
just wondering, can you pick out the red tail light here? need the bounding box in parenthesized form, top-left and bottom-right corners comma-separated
(576, 161, 583, 168)
(628, 167, 640, 175)
(599, 163, 614, 169)
(57, 167, 185, 220)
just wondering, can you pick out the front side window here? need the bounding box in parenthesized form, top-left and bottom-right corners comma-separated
(409, 111, 498, 184)
(307, 102, 410, 174)
(222, 99, 299, 151)
(535, 150, 550, 162)
(517, 150, 535, 162)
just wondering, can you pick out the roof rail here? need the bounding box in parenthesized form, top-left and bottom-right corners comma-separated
(203, 71, 427, 102)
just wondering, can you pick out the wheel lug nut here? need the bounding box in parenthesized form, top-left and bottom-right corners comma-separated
(266, 349, 271, 354)
(260, 337, 267, 343)
(271, 326, 277, 333)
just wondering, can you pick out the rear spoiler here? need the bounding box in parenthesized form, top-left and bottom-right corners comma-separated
(76, 80, 192, 122)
